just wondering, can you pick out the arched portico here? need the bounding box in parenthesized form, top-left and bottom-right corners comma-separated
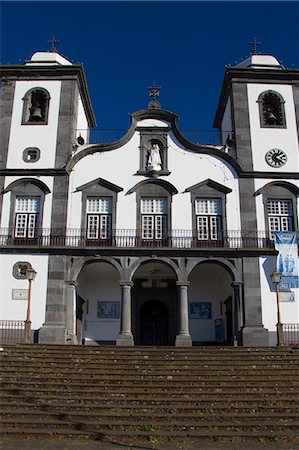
(188, 260, 241, 345)
(76, 259, 121, 345)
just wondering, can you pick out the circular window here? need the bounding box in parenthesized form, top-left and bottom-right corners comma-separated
(22, 147, 40, 163)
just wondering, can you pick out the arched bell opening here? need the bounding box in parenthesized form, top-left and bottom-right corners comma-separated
(77, 260, 121, 345)
(132, 260, 177, 346)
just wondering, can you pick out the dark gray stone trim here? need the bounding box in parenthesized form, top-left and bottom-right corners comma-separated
(0, 79, 15, 222)
(76, 177, 123, 193)
(50, 175, 69, 230)
(22, 147, 41, 163)
(0, 247, 278, 258)
(0, 169, 67, 176)
(240, 171, 299, 179)
(293, 85, 299, 137)
(50, 79, 79, 231)
(238, 178, 258, 233)
(231, 83, 253, 172)
(3, 178, 51, 194)
(185, 179, 232, 194)
(255, 181, 299, 197)
(128, 179, 178, 195)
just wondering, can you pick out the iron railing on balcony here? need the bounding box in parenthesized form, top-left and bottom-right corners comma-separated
(283, 323, 299, 346)
(0, 320, 25, 343)
(76, 129, 232, 146)
(0, 228, 277, 250)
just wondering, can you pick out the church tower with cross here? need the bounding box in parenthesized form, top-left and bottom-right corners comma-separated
(0, 41, 298, 347)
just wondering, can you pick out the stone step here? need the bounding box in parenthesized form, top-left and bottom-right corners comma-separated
(1, 392, 297, 406)
(2, 378, 298, 387)
(1, 401, 297, 415)
(2, 416, 299, 431)
(2, 426, 299, 442)
(2, 409, 299, 422)
(1, 344, 298, 444)
(2, 384, 298, 396)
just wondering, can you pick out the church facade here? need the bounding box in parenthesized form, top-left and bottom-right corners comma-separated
(0, 50, 298, 346)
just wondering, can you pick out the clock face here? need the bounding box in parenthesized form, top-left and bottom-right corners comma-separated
(265, 148, 287, 167)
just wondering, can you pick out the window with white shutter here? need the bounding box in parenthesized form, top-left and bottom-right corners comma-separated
(86, 197, 112, 241)
(14, 197, 40, 239)
(141, 198, 168, 241)
(195, 199, 222, 240)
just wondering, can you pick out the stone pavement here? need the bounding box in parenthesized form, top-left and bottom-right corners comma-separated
(1, 437, 299, 450)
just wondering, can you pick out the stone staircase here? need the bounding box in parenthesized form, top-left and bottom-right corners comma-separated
(0, 344, 299, 447)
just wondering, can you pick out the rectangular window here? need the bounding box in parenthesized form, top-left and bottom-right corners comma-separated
(195, 199, 222, 241)
(14, 197, 40, 239)
(267, 199, 293, 237)
(86, 197, 112, 241)
(141, 198, 168, 241)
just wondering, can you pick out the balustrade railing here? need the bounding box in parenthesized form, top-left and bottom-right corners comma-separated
(283, 323, 299, 346)
(0, 228, 276, 250)
(0, 320, 25, 343)
(76, 129, 232, 146)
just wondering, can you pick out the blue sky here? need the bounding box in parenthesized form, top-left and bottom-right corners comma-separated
(0, 1, 298, 130)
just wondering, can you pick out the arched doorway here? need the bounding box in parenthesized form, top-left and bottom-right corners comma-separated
(140, 300, 168, 345)
(132, 260, 177, 346)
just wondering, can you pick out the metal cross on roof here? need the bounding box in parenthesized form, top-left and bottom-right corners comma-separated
(249, 37, 261, 56)
(147, 82, 161, 101)
(48, 36, 60, 53)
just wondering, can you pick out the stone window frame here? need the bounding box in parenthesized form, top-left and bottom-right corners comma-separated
(76, 178, 123, 234)
(13, 261, 32, 279)
(185, 179, 232, 240)
(21, 87, 51, 125)
(129, 179, 178, 239)
(258, 183, 299, 237)
(257, 90, 286, 129)
(137, 128, 170, 176)
(4, 179, 50, 235)
(22, 147, 41, 163)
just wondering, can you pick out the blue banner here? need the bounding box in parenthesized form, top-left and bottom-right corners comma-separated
(273, 232, 299, 289)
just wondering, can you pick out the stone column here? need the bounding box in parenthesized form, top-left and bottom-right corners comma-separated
(65, 281, 78, 344)
(38, 255, 68, 344)
(175, 282, 192, 347)
(241, 257, 269, 346)
(231, 282, 243, 346)
(116, 282, 134, 346)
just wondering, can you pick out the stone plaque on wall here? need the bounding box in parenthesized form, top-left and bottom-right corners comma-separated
(12, 289, 28, 300)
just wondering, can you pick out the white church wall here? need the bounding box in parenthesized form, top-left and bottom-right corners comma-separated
(136, 119, 169, 127)
(220, 97, 233, 141)
(247, 84, 298, 172)
(6, 80, 61, 169)
(77, 262, 121, 343)
(188, 263, 233, 342)
(76, 95, 89, 143)
(68, 130, 241, 233)
(0, 253, 48, 330)
(259, 255, 298, 345)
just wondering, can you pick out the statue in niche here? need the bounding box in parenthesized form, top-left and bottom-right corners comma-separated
(147, 143, 162, 171)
